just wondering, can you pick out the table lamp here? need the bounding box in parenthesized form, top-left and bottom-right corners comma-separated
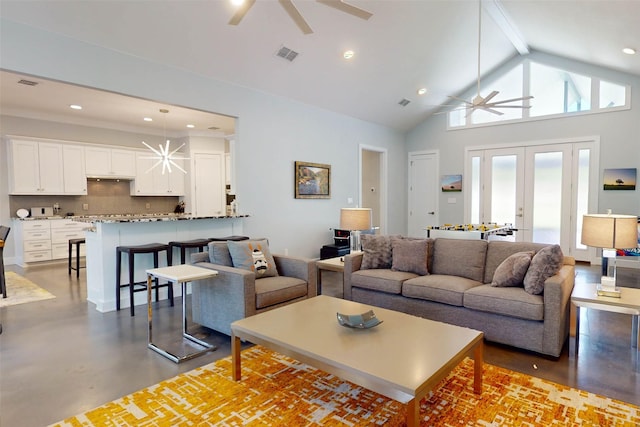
(581, 212, 638, 297)
(340, 208, 372, 252)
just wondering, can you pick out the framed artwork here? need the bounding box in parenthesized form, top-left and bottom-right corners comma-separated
(295, 161, 331, 199)
(441, 174, 462, 192)
(603, 168, 637, 190)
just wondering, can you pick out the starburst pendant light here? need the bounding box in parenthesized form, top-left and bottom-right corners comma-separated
(142, 109, 188, 174)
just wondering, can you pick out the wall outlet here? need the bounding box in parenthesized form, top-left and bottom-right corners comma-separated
(146, 203, 151, 209)
(82, 203, 89, 211)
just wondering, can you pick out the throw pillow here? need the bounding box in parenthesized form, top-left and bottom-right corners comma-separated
(490, 251, 534, 287)
(227, 239, 278, 278)
(360, 234, 395, 269)
(208, 241, 233, 267)
(391, 239, 429, 275)
(523, 245, 563, 295)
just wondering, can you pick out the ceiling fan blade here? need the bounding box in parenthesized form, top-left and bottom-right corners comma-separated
(488, 95, 534, 105)
(228, 0, 256, 25)
(484, 105, 532, 109)
(482, 91, 500, 104)
(279, 0, 314, 34)
(316, 0, 373, 20)
(482, 107, 505, 116)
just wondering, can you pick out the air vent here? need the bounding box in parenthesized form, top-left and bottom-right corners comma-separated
(17, 79, 39, 86)
(275, 46, 299, 62)
(398, 98, 411, 107)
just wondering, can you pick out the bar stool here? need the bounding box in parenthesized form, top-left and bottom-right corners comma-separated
(116, 243, 172, 316)
(208, 235, 250, 242)
(168, 239, 211, 266)
(68, 238, 86, 278)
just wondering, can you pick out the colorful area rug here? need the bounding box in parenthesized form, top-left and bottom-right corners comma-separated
(0, 271, 55, 307)
(51, 346, 640, 426)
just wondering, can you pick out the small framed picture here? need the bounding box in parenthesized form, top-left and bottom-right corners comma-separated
(441, 174, 462, 192)
(603, 168, 637, 190)
(295, 161, 331, 199)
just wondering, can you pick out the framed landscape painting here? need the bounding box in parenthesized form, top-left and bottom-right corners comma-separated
(295, 161, 331, 199)
(603, 168, 637, 190)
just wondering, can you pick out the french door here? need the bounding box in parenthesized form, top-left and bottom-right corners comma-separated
(466, 139, 598, 261)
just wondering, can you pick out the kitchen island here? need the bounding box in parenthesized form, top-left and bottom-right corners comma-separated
(75, 214, 248, 313)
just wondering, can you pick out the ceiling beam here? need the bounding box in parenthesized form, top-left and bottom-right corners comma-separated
(483, 0, 530, 55)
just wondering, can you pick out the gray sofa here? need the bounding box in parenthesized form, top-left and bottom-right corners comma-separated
(190, 240, 317, 335)
(344, 237, 575, 357)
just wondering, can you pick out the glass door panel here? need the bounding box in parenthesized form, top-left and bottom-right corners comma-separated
(531, 151, 563, 244)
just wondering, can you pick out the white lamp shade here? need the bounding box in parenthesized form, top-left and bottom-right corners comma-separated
(581, 214, 638, 249)
(340, 208, 372, 231)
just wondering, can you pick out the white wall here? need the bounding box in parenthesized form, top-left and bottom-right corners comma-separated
(0, 19, 406, 260)
(406, 51, 640, 224)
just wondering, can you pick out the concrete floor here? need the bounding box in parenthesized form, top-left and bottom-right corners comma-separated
(0, 261, 639, 426)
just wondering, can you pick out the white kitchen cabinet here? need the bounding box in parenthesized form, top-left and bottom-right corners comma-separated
(50, 219, 87, 259)
(131, 152, 185, 196)
(8, 139, 65, 195)
(62, 145, 87, 194)
(13, 219, 87, 266)
(85, 146, 136, 178)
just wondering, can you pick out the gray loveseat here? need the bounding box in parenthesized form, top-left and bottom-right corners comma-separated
(190, 240, 317, 335)
(344, 237, 575, 357)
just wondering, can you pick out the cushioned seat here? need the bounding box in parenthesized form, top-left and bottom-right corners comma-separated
(351, 269, 417, 295)
(402, 274, 482, 307)
(464, 285, 544, 321)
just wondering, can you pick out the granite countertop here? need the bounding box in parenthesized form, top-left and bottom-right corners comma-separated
(16, 214, 249, 223)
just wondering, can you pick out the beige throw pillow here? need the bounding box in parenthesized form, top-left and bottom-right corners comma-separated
(490, 251, 534, 287)
(391, 239, 429, 276)
(360, 235, 395, 269)
(523, 245, 563, 295)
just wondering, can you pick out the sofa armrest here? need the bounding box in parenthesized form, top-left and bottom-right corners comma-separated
(343, 252, 364, 300)
(541, 257, 576, 356)
(190, 251, 210, 263)
(273, 254, 317, 298)
(191, 261, 256, 335)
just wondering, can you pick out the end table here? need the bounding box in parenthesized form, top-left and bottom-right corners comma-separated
(146, 264, 218, 363)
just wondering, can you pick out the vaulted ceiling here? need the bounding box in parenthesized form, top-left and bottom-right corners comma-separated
(1, 0, 639, 134)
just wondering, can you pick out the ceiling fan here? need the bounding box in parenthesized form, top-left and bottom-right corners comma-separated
(446, 0, 532, 116)
(228, 0, 373, 35)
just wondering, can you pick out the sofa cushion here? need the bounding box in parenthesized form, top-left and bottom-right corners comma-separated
(523, 244, 564, 295)
(491, 251, 534, 287)
(255, 276, 307, 309)
(228, 239, 278, 278)
(392, 238, 429, 275)
(208, 241, 234, 266)
(484, 241, 548, 284)
(464, 285, 544, 321)
(431, 238, 487, 282)
(360, 235, 397, 269)
(402, 274, 482, 306)
(351, 269, 417, 295)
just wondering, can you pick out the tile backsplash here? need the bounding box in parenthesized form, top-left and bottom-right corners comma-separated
(9, 180, 179, 217)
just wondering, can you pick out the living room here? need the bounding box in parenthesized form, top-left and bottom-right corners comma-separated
(1, 1, 639, 425)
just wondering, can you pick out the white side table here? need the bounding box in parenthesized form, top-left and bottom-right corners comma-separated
(146, 264, 218, 363)
(316, 256, 345, 295)
(571, 284, 640, 366)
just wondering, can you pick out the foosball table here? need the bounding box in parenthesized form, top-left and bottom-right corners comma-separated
(426, 223, 516, 240)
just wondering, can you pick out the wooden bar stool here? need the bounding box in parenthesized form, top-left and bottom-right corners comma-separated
(168, 239, 211, 266)
(68, 238, 86, 278)
(116, 243, 172, 316)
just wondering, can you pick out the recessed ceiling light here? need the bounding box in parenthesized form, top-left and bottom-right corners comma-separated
(417, 88, 427, 95)
(622, 47, 636, 55)
(343, 50, 354, 60)
(186, 124, 195, 129)
(69, 104, 82, 110)
(143, 117, 153, 122)
(231, 0, 244, 5)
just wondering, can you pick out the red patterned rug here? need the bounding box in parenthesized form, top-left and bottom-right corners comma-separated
(51, 345, 640, 426)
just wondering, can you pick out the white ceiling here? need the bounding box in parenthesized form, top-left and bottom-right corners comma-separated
(1, 0, 639, 133)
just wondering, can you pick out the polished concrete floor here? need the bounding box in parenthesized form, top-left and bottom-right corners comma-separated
(0, 261, 639, 426)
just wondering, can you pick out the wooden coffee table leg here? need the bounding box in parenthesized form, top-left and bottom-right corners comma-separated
(231, 334, 242, 381)
(473, 340, 483, 394)
(406, 398, 419, 427)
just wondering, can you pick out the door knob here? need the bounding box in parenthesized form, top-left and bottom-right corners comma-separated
(428, 211, 435, 215)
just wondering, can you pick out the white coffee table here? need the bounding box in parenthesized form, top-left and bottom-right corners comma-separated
(231, 295, 483, 426)
(146, 264, 218, 363)
(572, 283, 640, 360)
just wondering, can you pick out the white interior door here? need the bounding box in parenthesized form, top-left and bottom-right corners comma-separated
(408, 151, 439, 237)
(483, 148, 525, 235)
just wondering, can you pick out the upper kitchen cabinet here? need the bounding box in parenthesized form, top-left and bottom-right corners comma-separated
(85, 146, 136, 178)
(62, 145, 87, 195)
(130, 151, 185, 196)
(7, 139, 64, 195)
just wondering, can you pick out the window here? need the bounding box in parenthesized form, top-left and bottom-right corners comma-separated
(449, 60, 630, 129)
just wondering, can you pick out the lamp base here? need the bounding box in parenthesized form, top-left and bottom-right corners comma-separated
(596, 283, 621, 298)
